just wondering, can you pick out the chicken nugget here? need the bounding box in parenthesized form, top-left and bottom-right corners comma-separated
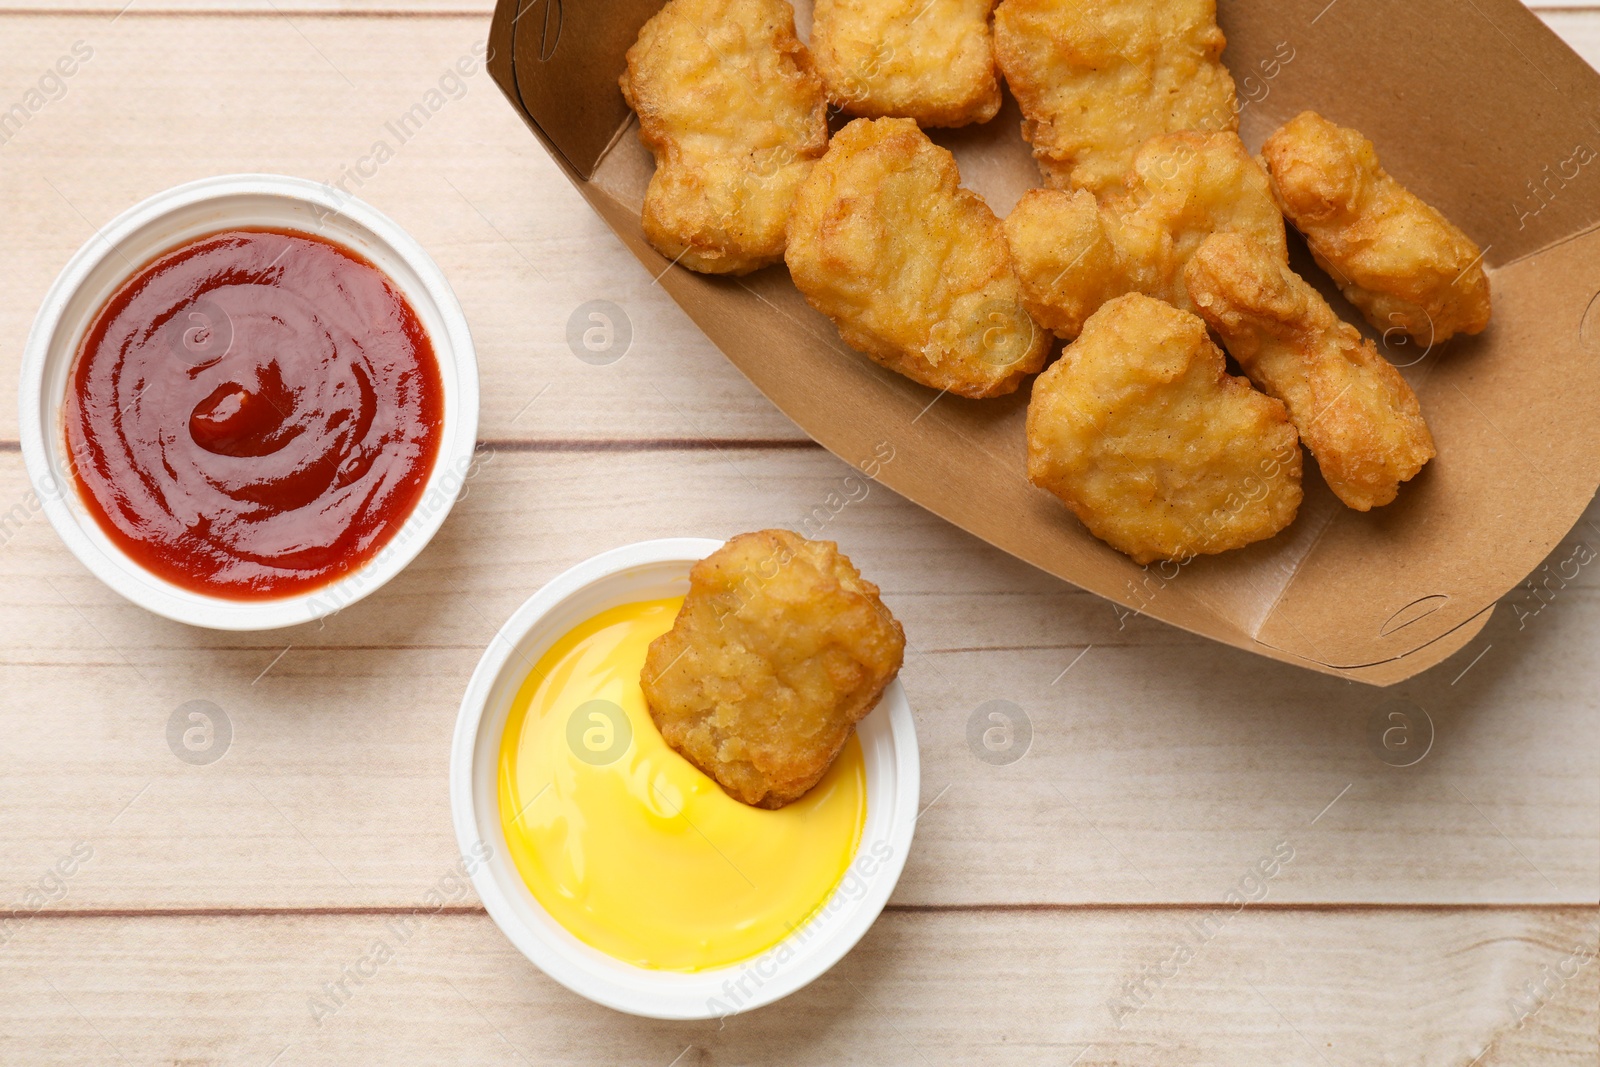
(1185, 232, 1436, 511)
(1026, 293, 1302, 564)
(1003, 188, 1125, 340)
(621, 0, 829, 275)
(812, 0, 1001, 128)
(1005, 131, 1285, 339)
(993, 0, 1237, 194)
(1262, 111, 1491, 343)
(641, 530, 905, 809)
(786, 117, 1050, 397)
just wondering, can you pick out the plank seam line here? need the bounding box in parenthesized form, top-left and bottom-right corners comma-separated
(0, 7, 480, 15)
(0, 641, 1141, 660)
(0, 643, 1141, 662)
(478, 437, 820, 453)
(0, 3, 1585, 14)
(890, 901, 1600, 913)
(0, 4, 1587, 14)
(21, 902, 1597, 919)
(0, 438, 821, 454)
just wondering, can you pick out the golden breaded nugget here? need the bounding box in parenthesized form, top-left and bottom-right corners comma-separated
(621, 0, 828, 275)
(1005, 132, 1285, 338)
(1026, 294, 1302, 564)
(1004, 188, 1125, 339)
(812, 0, 1001, 128)
(993, 0, 1237, 193)
(1185, 233, 1436, 511)
(641, 530, 905, 809)
(786, 117, 1050, 397)
(1262, 111, 1491, 343)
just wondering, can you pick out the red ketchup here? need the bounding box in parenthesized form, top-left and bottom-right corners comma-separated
(64, 228, 444, 600)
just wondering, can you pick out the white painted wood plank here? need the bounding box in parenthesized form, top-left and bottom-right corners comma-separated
(2, 909, 1594, 1066)
(2, 452, 1594, 909)
(1538, 10, 1600, 58)
(0, 15, 807, 444)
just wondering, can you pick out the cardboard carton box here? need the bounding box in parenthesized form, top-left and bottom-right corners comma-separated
(486, 0, 1600, 684)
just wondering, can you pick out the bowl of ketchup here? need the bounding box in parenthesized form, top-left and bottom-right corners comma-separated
(19, 175, 479, 629)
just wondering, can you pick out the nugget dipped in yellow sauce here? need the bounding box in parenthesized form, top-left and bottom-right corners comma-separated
(1185, 232, 1436, 511)
(620, 0, 829, 275)
(993, 0, 1237, 194)
(786, 117, 1050, 398)
(1262, 111, 1492, 343)
(1004, 131, 1286, 339)
(642, 531, 905, 809)
(1026, 294, 1303, 564)
(812, 0, 1002, 128)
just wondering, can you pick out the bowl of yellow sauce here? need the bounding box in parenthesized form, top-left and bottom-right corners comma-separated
(450, 538, 919, 1019)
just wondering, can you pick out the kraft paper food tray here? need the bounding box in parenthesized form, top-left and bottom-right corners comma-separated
(485, 0, 1600, 685)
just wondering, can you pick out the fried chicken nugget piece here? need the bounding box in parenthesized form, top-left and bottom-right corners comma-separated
(1026, 294, 1303, 564)
(1262, 111, 1492, 343)
(993, 0, 1238, 194)
(1185, 233, 1436, 511)
(786, 117, 1050, 397)
(641, 530, 905, 809)
(1003, 188, 1125, 340)
(812, 0, 1001, 128)
(1005, 131, 1285, 339)
(620, 0, 829, 275)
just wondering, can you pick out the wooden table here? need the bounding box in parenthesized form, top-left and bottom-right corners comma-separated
(2, 2, 1597, 1062)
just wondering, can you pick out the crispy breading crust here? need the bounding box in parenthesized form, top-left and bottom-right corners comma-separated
(1026, 294, 1303, 564)
(641, 530, 906, 810)
(1003, 188, 1125, 339)
(786, 117, 1051, 398)
(812, 0, 1002, 128)
(620, 0, 829, 275)
(1185, 232, 1437, 511)
(1004, 132, 1285, 339)
(1262, 111, 1492, 343)
(993, 0, 1238, 194)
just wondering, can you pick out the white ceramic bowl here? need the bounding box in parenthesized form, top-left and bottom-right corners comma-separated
(451, 538, 920, 1020)
(18, 174, 479, 630)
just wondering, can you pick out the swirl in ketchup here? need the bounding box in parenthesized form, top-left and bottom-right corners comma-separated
(64, 228, 444, 600)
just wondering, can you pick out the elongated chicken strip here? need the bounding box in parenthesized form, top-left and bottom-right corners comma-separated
(1185, 232, 1436, 511)
(993, 0, 1238, 193)
(1026, 293, 1302, 564)
(1262, 111, 1491, 343)
(621, 0, 829, 275)
(1004, 131, 1284, 339)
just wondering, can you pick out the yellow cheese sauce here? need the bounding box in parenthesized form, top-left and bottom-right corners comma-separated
(497, 597, 867, 972)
